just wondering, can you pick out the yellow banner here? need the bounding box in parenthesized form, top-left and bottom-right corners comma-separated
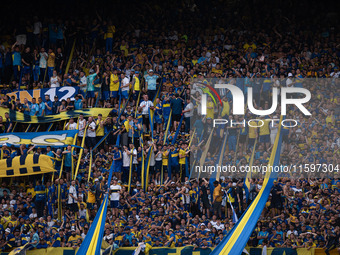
(0, 154, 55, 178)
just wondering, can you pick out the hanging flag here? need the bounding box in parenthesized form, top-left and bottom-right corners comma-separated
(0, 154, 55, 178)
(77, 156, 115, 255)
(227, 195, 238, 223)
(0, 107, 112, 123)
(171, 114, 184, 145)
(210, 116, 284, 255)
(144, 146, 152, 191)
(163, 110, 172, 145)
(87, 150, 93, 182)
(8, 243, 30, 255)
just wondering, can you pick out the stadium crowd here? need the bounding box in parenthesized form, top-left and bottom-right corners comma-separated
(0, 0, 339, 253)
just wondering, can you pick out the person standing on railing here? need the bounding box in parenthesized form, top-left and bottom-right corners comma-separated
(32, 49, 40, 82)
(120, 72, 130, 107)
(47, 49, 55, 80)
(144, 69, 159, 100)
(170, 93, 183, 132)
(34, 180, 46, 218)
(139, 94, 154, 133)
(95, 113, 105, 149)
(105, 20, 116, 54)
(131, 70, 140, 106)
(182, 98, 193, 133)
(86, 64, 99, 108)
(86, 116, 97, 150)
(21, 46, 33, 84)
(39, 48, 48, 82)
(77, 113, 86, 144)
(11, 42, 21, 82)
(154, 98, 163, 134)
(110, 69, 120, 106)
(101, 71, 110, 105)
(55, 48, 64, 75)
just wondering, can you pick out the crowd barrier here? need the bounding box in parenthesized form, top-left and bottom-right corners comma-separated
(113, 247, 338, 255)
(2, 246, 338, 255)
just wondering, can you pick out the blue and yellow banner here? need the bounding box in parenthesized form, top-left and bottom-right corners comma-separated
(0, 107, 112, 123)
(6, 86, 80, 104)
(0, 130, 78, 147)
(0, 154, 55, 178)
(114, 247, 316, 255)
(77, 153, 115, 255)
(1, 246, 325, 255)
(211, 116, 284, 255)
(8, 243, 30, 255)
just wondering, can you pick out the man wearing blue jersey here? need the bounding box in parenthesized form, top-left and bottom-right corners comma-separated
(162, 96, 171, 130)
(113, 145, 123, 180)
(154, 98, 163, 133)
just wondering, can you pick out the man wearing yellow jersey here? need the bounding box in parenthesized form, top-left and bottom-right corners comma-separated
(221, 96, 230, 118)
(131, 70, 140, 105)
(47, 49, 55, 80)
(67, 227, 82, 247)
(179, 143, 189, 182)
(213, 180, 223, 219)
(86, 182, 96, 210)
(162, 145, 169, 176)
(105, 20, 115, 53)
(259, 117, 271, 149)
(96, 113, 105, 149)
(248, 120, 258, 149)
(110, 69, 120, 105)
(206, 96, 214, 119)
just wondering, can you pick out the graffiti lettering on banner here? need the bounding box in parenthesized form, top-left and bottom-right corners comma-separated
(7, 86, 80, 104)
(0, 130, 78, 147)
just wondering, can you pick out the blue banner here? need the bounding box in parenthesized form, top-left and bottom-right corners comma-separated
(7, 86, 80, 103)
